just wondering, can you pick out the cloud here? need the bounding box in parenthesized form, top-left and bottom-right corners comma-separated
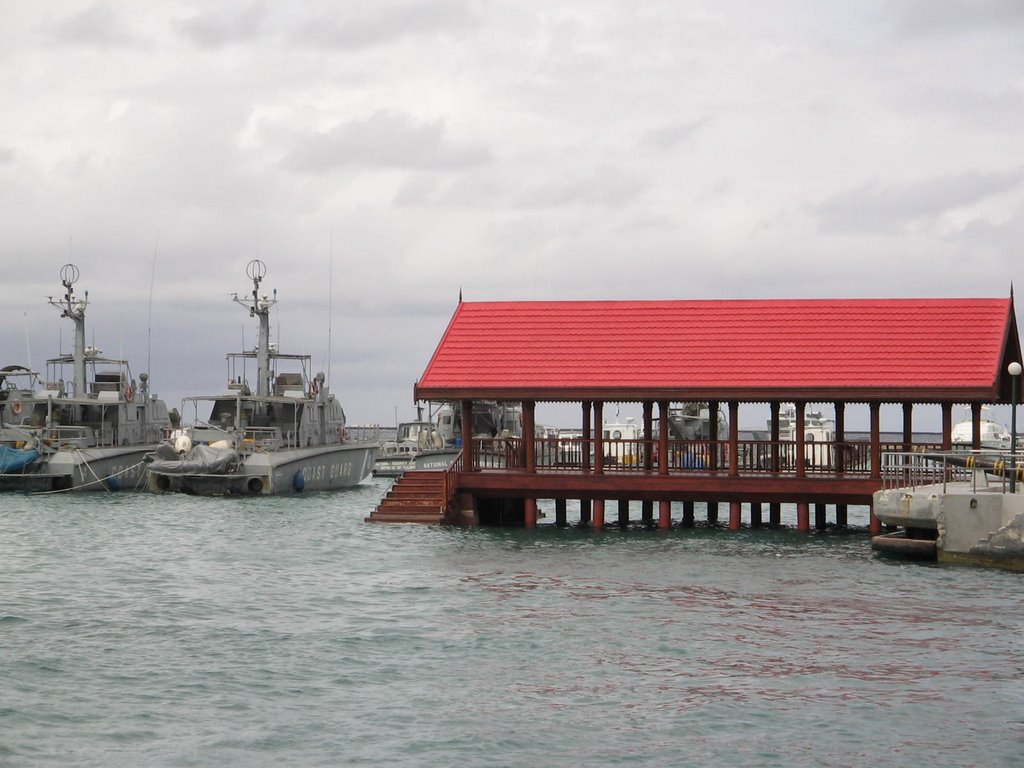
(811, 169, 1024, 233)
(44, 3, 140, 48)
(291, 0, 478, 49)
(282, 111, 491, 174)
(641, 118, 710, 152)
(513, 166, 648, 209)
(176, 2, 267, 49)
(0, 146, 14, 165)
(888, 0, 1024, 36)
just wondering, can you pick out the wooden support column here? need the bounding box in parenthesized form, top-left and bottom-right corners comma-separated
(593, 499, 605, 530)
(870, 402, 882, 481)
(869, 499, 882, 536)
(658, 401, 670, 476)
(835, 504, 848, 527)
(682, 501, 695, 527)
(750, 502, 762, 528)
(642, 401, 654, 472)
(555, 498, 567, 526)
(815, 503, 827, 531)
(770, 402, 781, 472)
(902, 402, 913, 454)
(708, 400, 720, 471)
(594, 401, 604, 475)
(795, 401, 806, 479)
(461, 399, 475, 470)
(941, 403, 953, 450)
(797, 502, 810, 533)
(641, 500, 653, 524)
(707, 500, 719, 525)
(523, 400, 536, 472)
(580, 401, 592, 526)
(728, 401, 740, 478)
(834, 401, 846, 474)
(524, 498, 537, 529)
(617, 499, 629, 527)
(658, 500, 671, 529)
(729, 501, 741, 531)
(769, 503, 781, 526)
(581, 401, 592, 472)
(971, 402, 982, 450)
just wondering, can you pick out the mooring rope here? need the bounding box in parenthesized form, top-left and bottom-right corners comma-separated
(30, 455, 149, 495)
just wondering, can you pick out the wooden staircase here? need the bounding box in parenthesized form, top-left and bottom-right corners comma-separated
(366, 470, 455, 524)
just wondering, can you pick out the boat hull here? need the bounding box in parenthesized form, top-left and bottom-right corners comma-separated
(0, 445, 157, 492)
(147, 443, 378, 495)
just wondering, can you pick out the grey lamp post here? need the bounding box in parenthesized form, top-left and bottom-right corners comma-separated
(1010, 361, 1022, 493)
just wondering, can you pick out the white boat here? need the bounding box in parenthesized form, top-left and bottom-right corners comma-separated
(373, 416, 435, 477)
(146, 260, 379, 495)
(0, 264, 174, 491)
(951, 406, 1011, 449)
(411, 401, 522, 470)
(771, 403, 836, 468)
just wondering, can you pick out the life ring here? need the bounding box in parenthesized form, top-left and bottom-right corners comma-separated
(309, 381, 320, 398)
(123, 386, 134, 401)
(11, 401, 23, 416)
(338, 427, 348, 441)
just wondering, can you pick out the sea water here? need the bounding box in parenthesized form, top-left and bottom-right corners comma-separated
(2, 478, 1022, 767)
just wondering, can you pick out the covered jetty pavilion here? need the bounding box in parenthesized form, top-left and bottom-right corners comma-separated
(371, 296, 1022, 531)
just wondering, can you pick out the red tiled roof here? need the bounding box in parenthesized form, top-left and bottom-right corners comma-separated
(414, 298, 1019, 402)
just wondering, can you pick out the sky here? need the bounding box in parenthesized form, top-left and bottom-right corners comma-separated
(1, 1, 1022, 432)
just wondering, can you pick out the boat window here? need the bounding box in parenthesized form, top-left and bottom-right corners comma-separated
(612, 429, 622, 439)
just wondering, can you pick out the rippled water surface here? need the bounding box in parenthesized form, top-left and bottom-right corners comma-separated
(3, 478, 1023, 767)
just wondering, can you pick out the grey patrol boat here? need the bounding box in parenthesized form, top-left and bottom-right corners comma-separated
(146, 259, 379, 495)
(0, 264, 173, 491)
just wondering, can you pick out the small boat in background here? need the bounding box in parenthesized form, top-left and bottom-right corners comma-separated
(146, 260, 379, 495)
(951, 406, 1012, 449)
(0, 264, 173, 491)
(373, 413, 435, 477)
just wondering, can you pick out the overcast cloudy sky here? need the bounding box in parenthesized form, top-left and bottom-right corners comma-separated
(1, 1, 1022, 430)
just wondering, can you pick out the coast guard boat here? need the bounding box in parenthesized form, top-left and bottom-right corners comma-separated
(0, 264, 173, 491)
(146, 260, 379, 495)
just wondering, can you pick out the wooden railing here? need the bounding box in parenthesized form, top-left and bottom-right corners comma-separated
(466, 436, 945, 476)
(441, 448, 465, 510)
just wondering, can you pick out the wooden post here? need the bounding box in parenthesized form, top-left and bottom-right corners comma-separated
(523, 400, 536, 472)
(658, 400, 670, 476)
(971, 402, 982, 450)
(795, 401, 806, 478)
(728, 400, 740, 478)
(941, 403, 953, 450)
(869, 499, 882, 536)
(658, 500, 671, 529)
(582, 401, 592, 472)
(835, 503, 848, 527)
(555, 498, 567, 526)
(905, 403, 913, 456)
(769, 502, 781, 526)
(579, 499, 591, 525)
(770, 402, 781, 472)
(641, 500, 653, 524)
(593, 498, 605, 530)
(707, 500, 718, 525)
(461, 399, 474, 470)
(729, 501, 741, 531)
(525, 497, 537, 529)
(834, 401, 846, 474)
(815, 503, 826, 531)
(617, 499, 629, 527)
(682, 500, 695, 527)
(797, 502, 810, 533)
(643, 401, 654, 472)
(594, 401, 604, 475)
(870, 402, 882, 481)
(750, 502, 762, 528)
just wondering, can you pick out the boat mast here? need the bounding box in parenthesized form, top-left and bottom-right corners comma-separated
(48, 263, 87, 397)
(234, 259, 276, 397)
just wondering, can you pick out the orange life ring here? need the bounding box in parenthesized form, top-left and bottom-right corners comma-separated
(339, 427, 349, 442)
(123, 386, 134, 401)
(11, 401, 23, 416)
(310, 381, 320, 398)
